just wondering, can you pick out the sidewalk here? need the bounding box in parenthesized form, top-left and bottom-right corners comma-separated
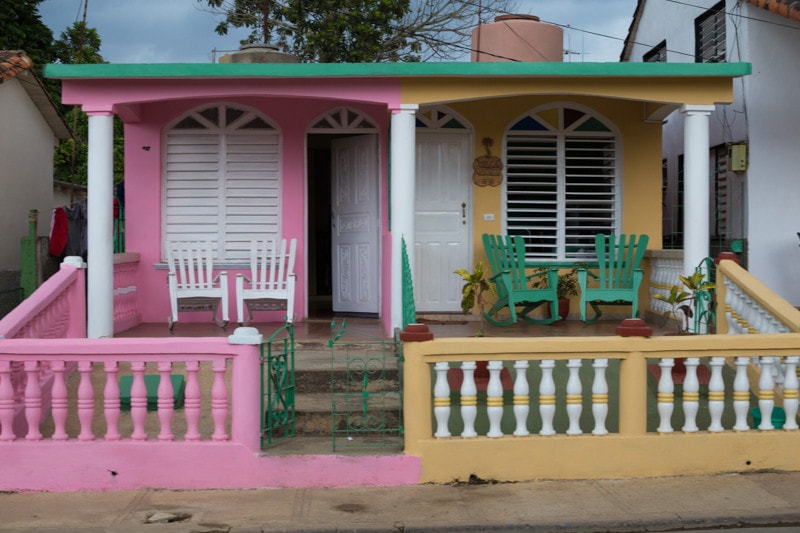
(2, 471, 800, 533)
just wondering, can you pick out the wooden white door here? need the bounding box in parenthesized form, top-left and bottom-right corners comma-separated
(414, 132, 471, 312)
(331, 135, 380, 314)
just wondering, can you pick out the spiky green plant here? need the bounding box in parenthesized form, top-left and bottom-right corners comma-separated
(454, 262, 496, 335)
(653, 272, 715, 333)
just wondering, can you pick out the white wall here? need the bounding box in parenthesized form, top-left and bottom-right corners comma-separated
(0, 77, 57, 274)
(738, 3, 800, 305)
(628, 0, 800, 305)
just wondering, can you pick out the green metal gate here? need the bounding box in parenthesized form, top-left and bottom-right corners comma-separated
(329, 321, 403, 451)
(261, 322, 295, 447)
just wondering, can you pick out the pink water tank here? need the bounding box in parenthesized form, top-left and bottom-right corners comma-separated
(471, 14, 563, 63)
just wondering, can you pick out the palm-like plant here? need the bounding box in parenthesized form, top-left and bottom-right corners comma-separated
(653, 271, 715, 333)
(454, 262, 496, 335)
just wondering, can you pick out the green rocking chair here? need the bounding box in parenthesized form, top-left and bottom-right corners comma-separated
(577, 233, 649, 324)
(482, 234, 560, 326)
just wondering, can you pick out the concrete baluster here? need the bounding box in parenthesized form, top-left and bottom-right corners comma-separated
(782, 356, 799, 430)
(566, 359, 583, 435)
(732, 356, 751, 431)
(103, 361, 121, 441)
(757, 356, 775, 431)
(707, 357, 725, 432)
(460, 361, 477, 438)
(513, 360, 530, 436)
(657, 358, 674, 433)
(0, 361, 15, 441)
(433, 362, 451, 438)
(130, 362, 148, 441)
(486, 360, 504, 438)
(76, 361, 94, 441)
(184, 361, 202, 441)
(51, 360, 69, 441)
(211, 359, 229, 441)
(157, 362, 175, 442)
(681, 357, 700, 432)
(592, 358, 609, 435)
(539, 360, 556, 436)
(24, 360, 43, 441)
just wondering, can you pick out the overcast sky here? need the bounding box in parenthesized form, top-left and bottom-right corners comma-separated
(38, 0, 638, 64)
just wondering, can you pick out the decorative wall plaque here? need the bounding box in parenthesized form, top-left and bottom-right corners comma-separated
(473, 137, 503, 187)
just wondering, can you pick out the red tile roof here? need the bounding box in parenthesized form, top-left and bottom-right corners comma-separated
(0, 50, 34, 83)
(746, 0, 800, 22)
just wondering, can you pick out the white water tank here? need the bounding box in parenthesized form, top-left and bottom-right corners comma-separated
(471, 14, 563, 63)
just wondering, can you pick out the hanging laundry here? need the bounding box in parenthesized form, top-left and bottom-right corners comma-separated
(64, 199, 87, 258)
(49, 207, 68, 257)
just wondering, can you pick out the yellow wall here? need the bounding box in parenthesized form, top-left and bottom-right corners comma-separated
(442, 94, 663, 274)
(404, 334, 800, 483)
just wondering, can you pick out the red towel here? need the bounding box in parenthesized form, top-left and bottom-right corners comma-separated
(49, 207, 68, 256)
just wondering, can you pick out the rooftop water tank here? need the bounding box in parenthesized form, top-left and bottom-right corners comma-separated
(471, 14, 563, 63)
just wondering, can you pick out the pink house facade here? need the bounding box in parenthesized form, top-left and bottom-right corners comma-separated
(46, 61, 750, 339)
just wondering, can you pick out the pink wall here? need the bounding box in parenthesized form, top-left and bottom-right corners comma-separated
(121, 95, 394, 328)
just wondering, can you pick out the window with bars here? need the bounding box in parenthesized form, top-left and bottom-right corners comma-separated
(505, 106, 620, 260)
(644, 40, 667, 63)
(695, 1, 726, 63)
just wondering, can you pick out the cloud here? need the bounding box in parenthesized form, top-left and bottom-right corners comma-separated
(39, 0, 638, 63)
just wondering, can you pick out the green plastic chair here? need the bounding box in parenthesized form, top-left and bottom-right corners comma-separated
(482, 234, 560, 326)
(577, 233, 649, 324)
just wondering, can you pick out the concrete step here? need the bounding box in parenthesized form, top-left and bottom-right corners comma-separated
(295, 368, 400, 393)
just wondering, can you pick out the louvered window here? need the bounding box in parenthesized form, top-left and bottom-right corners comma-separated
(644, 40, 667, 63)
(164, 104, 280, 261)
(695, 1, 726, 63)
(505, 106, 620, 260)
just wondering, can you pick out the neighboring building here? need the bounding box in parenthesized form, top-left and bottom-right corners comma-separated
(45, 17, 748, 337)
(621, 0, 800, 305)
(0, 50, 71, 311)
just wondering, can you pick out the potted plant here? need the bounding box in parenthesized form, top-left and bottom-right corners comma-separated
(653, 271, 716, 335)
(532, 267, 579, 321)
(454, 262, 496, 336)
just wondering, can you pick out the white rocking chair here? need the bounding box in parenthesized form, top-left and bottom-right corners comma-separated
(166, 240, 229, 330)
(236, 238, 297, 326)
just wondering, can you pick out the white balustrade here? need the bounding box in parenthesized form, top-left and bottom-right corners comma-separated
(512, 361, 530, 436)
(539, 360, 556, 436)
(733, 356, 751, 431)
(783, 356, 799, 431)
(566, 359, 583, 435)
(591, 358, 609, 435)
(486, 361, 504, 438)
(657, 358, 674, 433)
(707, 357, 725, 432)
(433, 362, 451, 438)
(757, 357, 776, 430)
(460, 361, 478, 438)
(681, 357, 699, 432)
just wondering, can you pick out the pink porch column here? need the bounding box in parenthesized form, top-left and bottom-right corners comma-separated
(228, 327, 263, 453)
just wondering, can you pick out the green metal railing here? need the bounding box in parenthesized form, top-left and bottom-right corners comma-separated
(329, 320, 403, 451)
(261, 322, 295, 447)
(401, 236, 416, 329)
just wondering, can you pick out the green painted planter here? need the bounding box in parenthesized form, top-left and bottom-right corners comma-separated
(750, 406, 785, 429)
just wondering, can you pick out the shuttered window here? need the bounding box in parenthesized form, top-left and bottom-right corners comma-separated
(695, 1, 726, 63)
(164, 104, 280, 261)
(505, 106, 620, 260)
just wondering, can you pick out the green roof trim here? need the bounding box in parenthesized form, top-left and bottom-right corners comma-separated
(45, 61, 751, 80)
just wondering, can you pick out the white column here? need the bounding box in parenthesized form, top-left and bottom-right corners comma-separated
(87, 112, 115, 338)
(389, 104, 419, 331)
(680, 105, 715, 276)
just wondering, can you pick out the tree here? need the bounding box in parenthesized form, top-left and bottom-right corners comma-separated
(0, 0, 55, 77)
(200, 0, 518, 62)
(51, 22, 124, 186)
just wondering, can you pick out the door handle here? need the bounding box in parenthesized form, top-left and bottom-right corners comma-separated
(462, 202, 467, 225)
